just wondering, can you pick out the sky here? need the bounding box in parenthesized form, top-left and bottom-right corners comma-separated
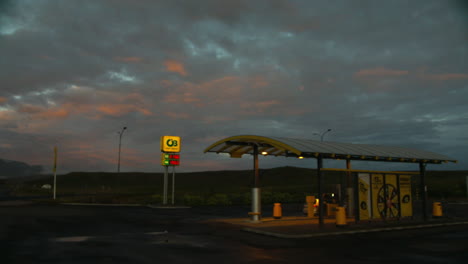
(0, 0, 467, 174)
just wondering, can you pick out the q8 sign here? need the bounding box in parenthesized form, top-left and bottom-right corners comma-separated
(160, 136, 181, 153)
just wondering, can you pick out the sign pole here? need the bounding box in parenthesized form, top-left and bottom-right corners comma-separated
(53, 146, 57, 200)
(163, 166, 168, 205)
(172, 166, 175, 205)
(160, 136, 181, 206)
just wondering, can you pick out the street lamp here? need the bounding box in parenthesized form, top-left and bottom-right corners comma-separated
(117, 126, 127, 173)
(314, 128, 332, 142)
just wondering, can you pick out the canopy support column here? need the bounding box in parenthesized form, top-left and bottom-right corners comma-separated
(346, 159, 354, 217)
(419, 162, 428, 221)
(317, 155, 324, 227)
(251, 145, 261, 222)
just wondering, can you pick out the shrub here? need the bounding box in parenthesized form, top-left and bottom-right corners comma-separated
(206, 193, 232, 206)
(182, 194, 204, 206)
(227, 193, 250, 205)
(261, 192, 299, 204)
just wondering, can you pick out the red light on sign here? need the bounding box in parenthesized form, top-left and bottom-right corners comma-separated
(161, 153, 180, 166)
(169, 160, 180, 165)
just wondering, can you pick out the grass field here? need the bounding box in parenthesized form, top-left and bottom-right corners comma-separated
(5, 166, 468, 205)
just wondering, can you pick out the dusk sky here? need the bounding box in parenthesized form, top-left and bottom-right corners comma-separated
(1, 0, 467, 174)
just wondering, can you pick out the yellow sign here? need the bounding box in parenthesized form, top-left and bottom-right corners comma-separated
(358, 173, 371, 220)
(160, 136, 181, 152)
(399, 175, 413, 217)
(53, 146, 57, 173)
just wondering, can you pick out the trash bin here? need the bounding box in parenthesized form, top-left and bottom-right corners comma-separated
(432, 202, 443, 217)
(335, 206, 347, 227)
(305, 196, 315, 217)
(273, 203, 282, 219)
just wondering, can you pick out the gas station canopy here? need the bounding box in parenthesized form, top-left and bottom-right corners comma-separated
(204, 135, 457, 164)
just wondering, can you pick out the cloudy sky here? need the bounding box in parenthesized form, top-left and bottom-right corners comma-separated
(1, 0, 467, 174)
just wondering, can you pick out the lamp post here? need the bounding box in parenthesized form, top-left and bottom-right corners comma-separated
(117, 126, 127, 173)
(314, 129, 332, 142)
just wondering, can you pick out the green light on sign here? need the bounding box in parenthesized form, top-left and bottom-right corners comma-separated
(161, 153, 180, 166)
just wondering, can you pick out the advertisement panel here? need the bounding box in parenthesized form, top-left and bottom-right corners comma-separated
(399, 175, 413, 217)
(371, 174, 383, 218)
(381, 174, 399, 218)
(358, 173, 371, 220)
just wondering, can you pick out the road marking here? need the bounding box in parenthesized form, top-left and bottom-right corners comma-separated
(145, 231, 169, 235)
(62, 203, 142, 207)
(146, 205, 191, 209)
(55, 236, 93, 242)
(54, 231, 169, 243)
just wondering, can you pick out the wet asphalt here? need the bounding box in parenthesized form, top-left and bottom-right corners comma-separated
(1, 202, 468, 263)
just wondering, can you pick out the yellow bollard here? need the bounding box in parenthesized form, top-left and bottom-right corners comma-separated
(335, 206, 347, 227)
(432, 202, 443, 217)
(306, 196, 315, 217)
(273, 203, 282, 219)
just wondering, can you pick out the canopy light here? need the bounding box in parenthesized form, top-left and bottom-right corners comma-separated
(261, 151, 268, 156)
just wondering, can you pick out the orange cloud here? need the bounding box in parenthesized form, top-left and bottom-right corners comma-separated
(97, 104, 152, 117)
(240, 100, 282, 115)
(37, 108, 70, 119)
(162, 75, 271, 109)
(420, 73, 468, 81)
(354, 67, 409, 78)
(0, 110, 15, 121)
(17, 104, 45, 114)
(0, 143, 12, 148)
(114, 56, 143, 63)
(164, 92, 201, 104)
(17, 104, 70, 119)
(15, 92, 152, 121)
(252, 76, 269, 88)
(164, 59, 187, 76)
(0, 97, 7, 104)
(162, 76, 241, 106)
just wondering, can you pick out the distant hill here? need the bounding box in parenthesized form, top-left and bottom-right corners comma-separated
(3, 166, 467, 205)
(0, 159, 43, 178)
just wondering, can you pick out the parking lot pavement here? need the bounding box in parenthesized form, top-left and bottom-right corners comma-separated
(1, 202, 468, 263)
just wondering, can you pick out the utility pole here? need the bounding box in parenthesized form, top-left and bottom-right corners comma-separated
(117, 126, 127, 173)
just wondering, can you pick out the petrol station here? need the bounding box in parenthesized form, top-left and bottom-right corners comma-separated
(204, 135, 457, 227)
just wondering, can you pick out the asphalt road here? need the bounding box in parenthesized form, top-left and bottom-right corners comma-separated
(1, 203, 467, 264)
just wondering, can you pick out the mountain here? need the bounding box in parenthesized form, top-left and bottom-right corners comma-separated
(0, 159, 43, 178)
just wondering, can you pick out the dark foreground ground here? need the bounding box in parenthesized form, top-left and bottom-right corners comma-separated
(1, 202, 468, 264)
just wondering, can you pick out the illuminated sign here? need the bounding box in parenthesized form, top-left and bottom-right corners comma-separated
(161, 153, 180, 166)
(160, 136, 181, 152)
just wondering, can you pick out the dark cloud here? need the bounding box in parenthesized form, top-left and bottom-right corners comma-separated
(0, 0, 466, 173)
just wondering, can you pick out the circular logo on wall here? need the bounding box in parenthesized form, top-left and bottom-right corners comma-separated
(360, 201, 367, 210)
(402, 195, 411, 203)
